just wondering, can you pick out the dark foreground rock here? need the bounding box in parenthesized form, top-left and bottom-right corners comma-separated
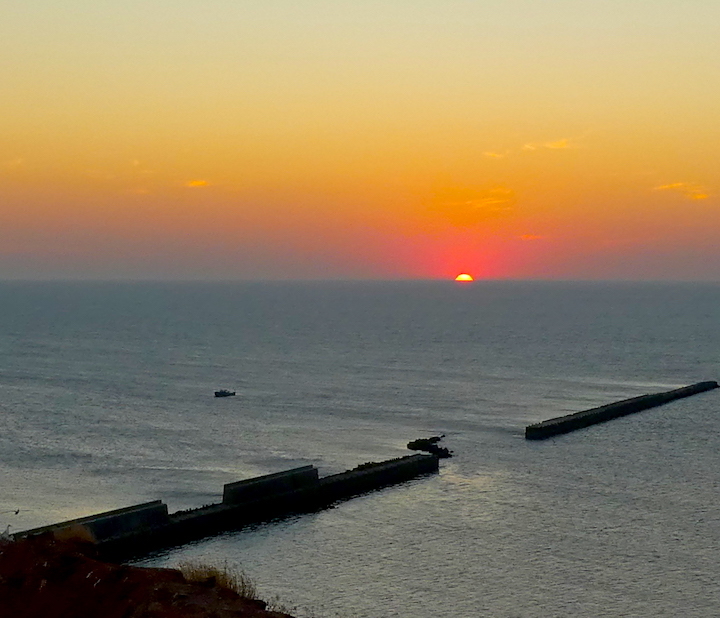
(0, 534, 294, 618)
(407, 435, 453, 458)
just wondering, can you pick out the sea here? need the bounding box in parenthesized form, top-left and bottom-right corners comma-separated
(1, 281, 719, 617)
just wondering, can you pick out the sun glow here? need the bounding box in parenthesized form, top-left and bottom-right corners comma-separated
(454, 273, 474, 282)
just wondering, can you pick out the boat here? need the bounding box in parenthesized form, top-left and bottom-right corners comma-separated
(214, 389, 236, 397)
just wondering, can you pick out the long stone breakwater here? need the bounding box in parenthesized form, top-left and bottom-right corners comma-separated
(525, 380, 719, 440)
(16, 453, 439, 561)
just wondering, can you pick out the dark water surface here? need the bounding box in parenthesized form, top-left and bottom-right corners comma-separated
(1, 281, 719, 616)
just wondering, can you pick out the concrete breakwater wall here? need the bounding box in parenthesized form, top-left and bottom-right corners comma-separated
(525, 380, 719, 440)
(17, 453, 439, 560)
(318, 454, 439, 502)
(17, 501, 170, 545)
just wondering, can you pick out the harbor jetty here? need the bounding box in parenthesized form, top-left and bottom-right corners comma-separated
(15, 453, 439, 561)
(525, 381, 719, 440)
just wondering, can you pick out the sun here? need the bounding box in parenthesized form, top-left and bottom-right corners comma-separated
(454, 273, 474, 282)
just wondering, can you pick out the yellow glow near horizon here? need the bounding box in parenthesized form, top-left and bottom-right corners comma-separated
(455, 274, 474, 282)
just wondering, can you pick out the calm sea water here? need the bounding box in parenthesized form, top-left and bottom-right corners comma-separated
(1, 281, 719, 617)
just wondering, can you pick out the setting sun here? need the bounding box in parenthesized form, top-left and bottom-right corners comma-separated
(454, 274, 474, 282)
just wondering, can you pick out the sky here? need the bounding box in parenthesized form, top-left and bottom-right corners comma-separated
(2, 0, 719, 280)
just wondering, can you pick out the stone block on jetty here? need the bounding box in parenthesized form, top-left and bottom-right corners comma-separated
(222, 465, 320, 504)
(18, 501, 170, 544)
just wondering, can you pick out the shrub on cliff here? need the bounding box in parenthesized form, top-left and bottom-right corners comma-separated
(179, 560, 258, 600)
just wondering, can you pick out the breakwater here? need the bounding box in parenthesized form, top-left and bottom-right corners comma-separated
(17, 453, 439, 561)
(525, 381, 719, 440)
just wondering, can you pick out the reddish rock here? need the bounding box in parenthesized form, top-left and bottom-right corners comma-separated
(0, 535, 294, 618)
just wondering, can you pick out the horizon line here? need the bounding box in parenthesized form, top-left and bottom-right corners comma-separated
(1, 277, 719, 284)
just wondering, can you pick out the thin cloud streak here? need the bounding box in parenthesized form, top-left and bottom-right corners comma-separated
(483, 151, 509, 159)
(654, 182, 709, 200)
(484, 134, 584, 159)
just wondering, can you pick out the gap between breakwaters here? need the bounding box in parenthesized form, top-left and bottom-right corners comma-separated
(16, 453, 439, 561)
(525, 380, 719, 440)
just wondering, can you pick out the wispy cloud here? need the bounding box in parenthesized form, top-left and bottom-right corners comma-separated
(485, 134, 586, 160)
(523, 137, 574, 151)
(544, 138, 571, 149)
(654, 182, 709, 200)
(186, 180, 209, 188)
(462, 186, 515, 212)
(429, 185, 516, 227)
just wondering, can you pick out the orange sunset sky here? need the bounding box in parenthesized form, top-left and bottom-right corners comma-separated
(2, 1, 719, 280)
